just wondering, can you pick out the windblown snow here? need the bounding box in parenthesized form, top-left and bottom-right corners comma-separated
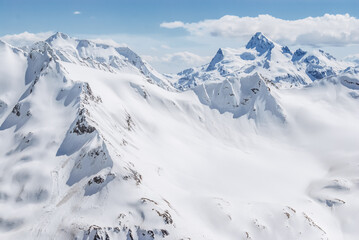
(0, 32, 359, 240)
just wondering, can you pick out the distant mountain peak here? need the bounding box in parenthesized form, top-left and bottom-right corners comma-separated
(46, 32, 71, 43)
(281, 46, 292, 55)
(246, 32, 274, 55)
(319, 49, 336, 60)
(292, 48, 307, 62)
(206, 48, 224, 71)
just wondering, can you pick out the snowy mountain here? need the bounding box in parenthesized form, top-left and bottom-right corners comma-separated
(0, 33, 359, 240)
(45, 32, 173, 90)
(175, 32, 353, 90)
(173, 32, 355, 122)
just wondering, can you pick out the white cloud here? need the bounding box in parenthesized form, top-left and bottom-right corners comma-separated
(160, 14, 359, 47)
(89, 38, 127, 47)
(344, 53, 359, 64)
(143, 51, 211, 73)
(142, 55, 159, 63)
(73, 11, 81, 15)
(0, 31, 54, 47)
(161, 44, 171, 49)
(160, 21, 185, 29)
(144, 51, 210, 65)
(161, 51, 211, 65)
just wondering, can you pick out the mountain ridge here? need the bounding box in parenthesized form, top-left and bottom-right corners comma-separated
(0, 32, 358, 240)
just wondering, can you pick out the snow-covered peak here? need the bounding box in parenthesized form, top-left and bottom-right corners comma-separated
(46, 32, 71, 43)
(175, 32, 355, 89)
(281, 46, 292, 55)
(206, 48, 224, 71)
(246, 32, 275, 55)
(42, 33, 173, 89)
(292, 48, 307, 62)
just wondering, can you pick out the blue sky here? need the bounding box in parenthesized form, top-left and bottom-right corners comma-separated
(1, 0, 359, 72)
(1, 0, 358, 35)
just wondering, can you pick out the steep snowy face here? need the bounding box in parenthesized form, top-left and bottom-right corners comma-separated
(44, 32, 173, 90)
(175, 32, 354, 90)
(194, 73, 285, 122)
(206, 48, 225, 71)
(0, 35, 180, 240)
(245, 32, 275, 56)
(292, 48, 307, 62)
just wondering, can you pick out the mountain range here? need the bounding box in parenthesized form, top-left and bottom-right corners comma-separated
(0, 32, 359, 240)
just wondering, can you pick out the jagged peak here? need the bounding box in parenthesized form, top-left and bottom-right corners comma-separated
(281, 46, 292, 55)
(246, 32, 275, 55)
(30, 40, 54, 54)
(319, 49, 336, 60)
(292, 48, 307, 62)
(46, 32, 71, 43)
(206, 48, 224, 71)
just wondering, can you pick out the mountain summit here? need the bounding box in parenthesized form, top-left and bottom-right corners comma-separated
(245, 32, 275, 55)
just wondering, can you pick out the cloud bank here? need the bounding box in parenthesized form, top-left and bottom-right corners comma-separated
(344, 54, 359, 64)
(144, 51, 209, 65)
(161, 14, 359, 47)
(143, 51, 211, 73)
(0, 31, 54, 47)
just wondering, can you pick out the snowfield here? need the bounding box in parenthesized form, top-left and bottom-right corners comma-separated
(0, 32, 359, 240)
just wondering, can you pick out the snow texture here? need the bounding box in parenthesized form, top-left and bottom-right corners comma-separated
(0, 32, 358, 240)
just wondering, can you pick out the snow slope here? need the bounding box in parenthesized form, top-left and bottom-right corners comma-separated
(45, 32, 173, 90)
(0, 33, 358, 240)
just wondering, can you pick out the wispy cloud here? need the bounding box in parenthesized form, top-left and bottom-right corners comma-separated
(0, 31, 54, 47)
(160, 21, 185, 29)
(73, 11, 81, 15)
(161, 14, 359, 47)
(143, 51, 211, 73)
(344, 54, 359, 64)
(161, 51, 210, 65)
(161, 44, 171, 49)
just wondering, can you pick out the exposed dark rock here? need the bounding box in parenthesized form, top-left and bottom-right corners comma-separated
(156, 210, 173, 225)
(82, 82, 102, 104)
(88, 176, 105, 185)
(303, 213, 326, 235)
(161, 229, 169, 237)
(12, 104, 21, 116)
(251, 88, 259, 94)
(71, 115, 96, 135)
(141, 198, 158, 205)
(83, 225, 110, 240)
(126, 114, 134, 131)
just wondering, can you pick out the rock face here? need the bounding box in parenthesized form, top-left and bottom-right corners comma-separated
(245, 32, 275, 56)
(0, 33, 359, 240)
